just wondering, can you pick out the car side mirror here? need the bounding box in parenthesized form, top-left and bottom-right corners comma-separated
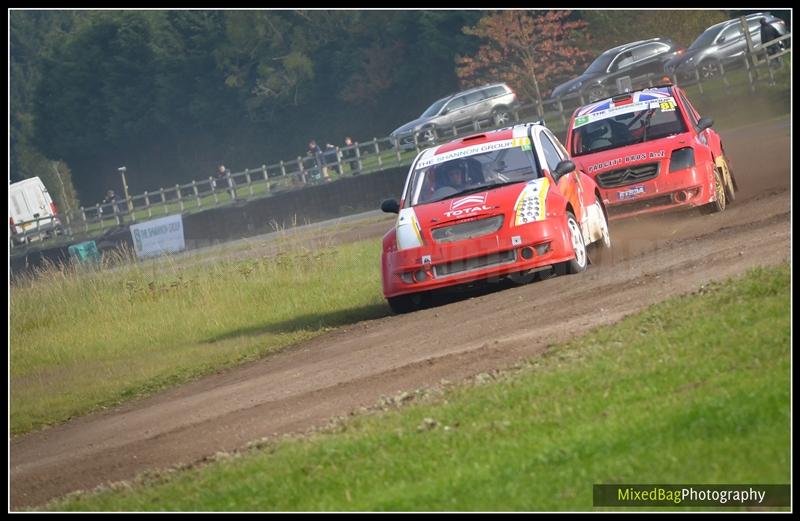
(697, 116, 714, 131)
(381, 198, 400, 214)
(440, 108, 449, 115)
(718, 36, 726, 43)
(552, 160, 575, 182)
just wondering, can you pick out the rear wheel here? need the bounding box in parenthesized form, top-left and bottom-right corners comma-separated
(587, 201, 612, 265)
(492, 107, 512, 127)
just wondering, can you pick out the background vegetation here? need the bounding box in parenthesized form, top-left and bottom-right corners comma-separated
(10, 9, 789, 207)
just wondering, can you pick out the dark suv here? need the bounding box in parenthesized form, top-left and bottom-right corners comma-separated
(390, 83, 520, 150)
(550, 37, 681, 102)
(665, 12, 789, 81)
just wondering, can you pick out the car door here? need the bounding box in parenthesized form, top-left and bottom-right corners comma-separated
(438, 95, 468, 129)
(630, 42, 672, 79)
(535, 127, 586, 224)
(715, 23, 747, 62)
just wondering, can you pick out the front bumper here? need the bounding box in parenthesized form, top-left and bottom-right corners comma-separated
(601, 164, 715, 221)
(382, 217, 574, 298)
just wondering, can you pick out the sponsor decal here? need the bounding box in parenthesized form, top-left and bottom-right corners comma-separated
(588, 150, 665, 174)
(451, 193, 488, 210)
(618, 186, 645, 200)
(574, 97, 678, 128)
(443, 205, 493, 218)
(416, 140, 515, 169)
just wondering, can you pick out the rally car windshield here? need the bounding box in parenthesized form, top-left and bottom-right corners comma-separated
(571, 101, 688, 157)
(407, 146, 541, 206)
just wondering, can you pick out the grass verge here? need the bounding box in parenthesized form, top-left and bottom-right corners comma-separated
(10, 236, 388, 435)
(45, 263, 790, 511)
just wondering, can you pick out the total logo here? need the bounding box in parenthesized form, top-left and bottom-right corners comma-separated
(444, 193, 492, 218)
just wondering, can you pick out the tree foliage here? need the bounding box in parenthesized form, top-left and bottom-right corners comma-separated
(581, 10, 730, 51)
(456, 11, 593, 106)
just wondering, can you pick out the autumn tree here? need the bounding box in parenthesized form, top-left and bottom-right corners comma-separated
(456, 10, 593, 117)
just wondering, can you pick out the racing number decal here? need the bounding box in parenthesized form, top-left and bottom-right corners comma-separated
(659, 100, 677, 112)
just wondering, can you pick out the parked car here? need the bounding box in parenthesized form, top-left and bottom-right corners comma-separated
(550, 38, 682, 102)
(390, 83, 520, 150)
(665, 12, 789, 81)
(9, 176, 62, 245)
(380, 121, 612, 313)
(564, 85, 737, 221)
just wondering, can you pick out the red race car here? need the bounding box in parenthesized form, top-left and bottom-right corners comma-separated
(380, 122, 612, 313)
(565, 85, 737, 221)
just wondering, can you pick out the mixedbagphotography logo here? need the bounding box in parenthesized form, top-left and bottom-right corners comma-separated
(593, 484, 790, 507)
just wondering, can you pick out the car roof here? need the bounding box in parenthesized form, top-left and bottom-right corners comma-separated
(442, 82, 509, 100)
(571, 86, 678, 118)
(604, 37, 670, 55)
(423, 122, 546, 156)
(707, 11, 773, 31)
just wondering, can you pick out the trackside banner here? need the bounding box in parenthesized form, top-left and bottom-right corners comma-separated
(130, 214, 186, 259)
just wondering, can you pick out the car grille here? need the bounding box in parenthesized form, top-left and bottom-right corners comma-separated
(431, 215, 504, 244)
(596, 163, 660, 188)
(608, 194, 673, 217)
(433, 249, 516, 278)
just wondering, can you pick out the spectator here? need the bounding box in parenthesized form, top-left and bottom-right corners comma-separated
(308, 140, 328, 180)
(342, 136, 359, 174)
(324, 143, 340, 176)
(101, 189, 124, 223)
(215, 164, 236, 199)
(759, 18, 783, 67)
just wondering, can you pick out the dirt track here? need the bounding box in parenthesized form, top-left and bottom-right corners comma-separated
(10, 117, 791, 509)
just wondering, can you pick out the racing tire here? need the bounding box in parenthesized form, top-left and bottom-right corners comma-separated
(699, 168, 727, 214)
(555, 211, 588, 275)
(586, 201, 612, 265)
(719, 156, 736, 203)
(387, 292, 430, 314)
(492, 107, 512, 127)
(699, 59, 721, 80)
(586, 84, 606, 101)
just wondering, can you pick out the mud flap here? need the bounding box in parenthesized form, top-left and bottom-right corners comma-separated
(582, 201, 606, 245)
(715, 155, 736, 199)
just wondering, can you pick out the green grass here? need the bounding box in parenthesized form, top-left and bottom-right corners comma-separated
(10, 236, 389, 435)
(45, 264, 790, 511)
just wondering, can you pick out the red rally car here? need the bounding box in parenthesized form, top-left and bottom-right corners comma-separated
(380, 122, 612, 313)
(565, 85, 737, 221)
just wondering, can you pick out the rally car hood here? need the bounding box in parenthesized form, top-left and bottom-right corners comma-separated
(573, 134, 692, 176)
(406, 180, 540, 228)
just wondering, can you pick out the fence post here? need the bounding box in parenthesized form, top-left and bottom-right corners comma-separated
(373, 138, 382, 167)
(210, 177, 219, 204)
(176, 184, 184, 211)
(263, 164, 270, 193)
(355, 145, 363, 174)
(695, 69, 703, 95)
(192, 181, 201, 207)
(720, 61, 730, 91)
(145, 191, 152, 217)
(80, 206, 88, 233)
(96, 204, 105, 230)
(557, 99, 566, 128)
(160, 188, 169, 214)
(297, 156, 307, 184)
(245, 168, 254, 196)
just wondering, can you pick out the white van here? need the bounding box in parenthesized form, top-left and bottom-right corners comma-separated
(9, 177, 62, 244)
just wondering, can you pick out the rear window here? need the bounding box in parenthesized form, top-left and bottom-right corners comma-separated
(484, 85, 508, 98)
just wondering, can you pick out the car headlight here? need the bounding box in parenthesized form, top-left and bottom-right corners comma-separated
(669, 147, 695, 172)
(513, 179, 550, 225)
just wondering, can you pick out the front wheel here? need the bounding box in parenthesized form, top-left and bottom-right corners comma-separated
(585, 84, 606, 101)
(699, 59, 721, 80)
(555, 211, 588, 275)
(492, 107, 512, 127)
(699, 168, 727, 214)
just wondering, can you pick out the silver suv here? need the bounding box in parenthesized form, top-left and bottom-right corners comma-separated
(390, 83, 520, 149)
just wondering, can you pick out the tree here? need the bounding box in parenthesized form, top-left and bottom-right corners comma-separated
(581, 10, 730, 51)
(456, 10, 593, 116)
